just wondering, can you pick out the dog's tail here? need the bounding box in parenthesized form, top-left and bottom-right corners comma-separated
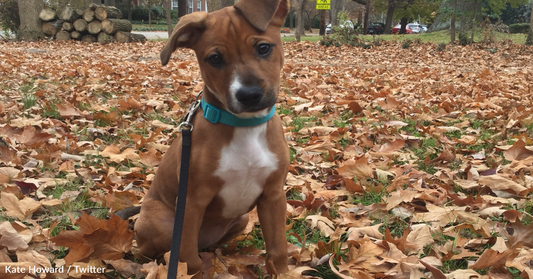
(114, 206, 141, 220)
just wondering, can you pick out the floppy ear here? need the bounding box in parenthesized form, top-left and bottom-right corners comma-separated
(234, 0, 289, 31)
(160, 12, 208, 66)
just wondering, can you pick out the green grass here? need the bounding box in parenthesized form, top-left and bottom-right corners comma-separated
(282, 36, 322, 42)
(362, 29, 528, 45)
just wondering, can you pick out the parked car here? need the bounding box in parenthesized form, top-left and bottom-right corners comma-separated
(421, 25, 428, 33)
(367, 22, 385, 35)
(326, 20, 355, 34)
(392, 24, 413, 34)
(408, 23, 422, 34)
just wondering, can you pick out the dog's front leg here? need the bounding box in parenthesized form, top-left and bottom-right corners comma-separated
(257, 176, 289, 275)
(177, 194, 209, 278)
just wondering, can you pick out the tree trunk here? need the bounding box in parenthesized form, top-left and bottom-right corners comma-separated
(39, 8, 56, 21)
(289, 10, 294, 29)
(319, 10, 326, 35)
(102, 19, 132, 34)
(384, 0, 395, 34)
(166, 0, 172, 36)
(470, 0, 477, 43)
(363, 0, 370, 34)
(127, 0, 132, 20)
(19, 0, 45, 41)
(148, 0, 152, 27)
(527, 2, 533, 45)
(399, 17, 407, 34)
(450, 0, 456, 44)
(295, 0, 305, 41)
(178, 0, 187, 16)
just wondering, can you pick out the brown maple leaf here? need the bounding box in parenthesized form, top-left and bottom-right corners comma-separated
(503, 139, 533, 161)
(503, 220, 533, 248)
(83, 214, 134, 260)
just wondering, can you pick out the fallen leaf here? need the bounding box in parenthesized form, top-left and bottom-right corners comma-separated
(0, 192, 41, 220)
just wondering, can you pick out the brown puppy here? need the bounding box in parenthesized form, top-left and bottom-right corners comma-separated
(134, 0, 290, 277)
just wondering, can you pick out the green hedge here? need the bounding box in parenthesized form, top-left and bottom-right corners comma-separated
(509, 23, 530, 34)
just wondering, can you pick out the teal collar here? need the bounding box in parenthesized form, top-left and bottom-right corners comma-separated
(201, 98, 275, 127)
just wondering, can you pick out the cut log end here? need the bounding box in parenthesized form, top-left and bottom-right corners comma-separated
(94, 6, 107, 21)
(81, 35, 96, 43)
(55, 30, 71, 41)
(39, 8, 56, 21)
(97, 32, 115, 44)
(87, 20, 102, 35)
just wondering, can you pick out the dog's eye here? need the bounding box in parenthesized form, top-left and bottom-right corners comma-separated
(207, 54, 223, 66)
(257, 43, 272, 57)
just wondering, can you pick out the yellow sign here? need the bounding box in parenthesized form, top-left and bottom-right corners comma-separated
(316, 0, 330, 10)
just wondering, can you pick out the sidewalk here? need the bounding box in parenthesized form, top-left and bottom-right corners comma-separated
(133, 30, 322, 40)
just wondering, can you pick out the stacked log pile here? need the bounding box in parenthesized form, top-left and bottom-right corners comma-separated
(39, 4, 146, 43)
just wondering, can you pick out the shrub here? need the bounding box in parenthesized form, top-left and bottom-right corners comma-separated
(320, 37, 337, 47)
(131, 5, 165, 21)
(0, 0, 19, 38)
(509, 23, 530, 34)
(372, 37, 384, 47)
(330, 11, 360, 45)
(459, 32, 469, 45)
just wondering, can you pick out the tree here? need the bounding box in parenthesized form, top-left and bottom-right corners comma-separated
(178, 0, 186, 16)
(148, 0, 152, 26)
(295, 0, 306, 41)
(166, 0, 172, 36)
(207, 0, 221, 12)
(220, 0, 234, 8)
(527, 1, 532, 45)
(329, 0, 345, 26)
(18, 0, 44, 41)
(430, 0, 527, 33)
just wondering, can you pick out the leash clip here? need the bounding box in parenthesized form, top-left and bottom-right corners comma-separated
(178, 91, 203, 131)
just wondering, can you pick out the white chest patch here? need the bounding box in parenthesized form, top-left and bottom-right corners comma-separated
(215, 124, 278, 218)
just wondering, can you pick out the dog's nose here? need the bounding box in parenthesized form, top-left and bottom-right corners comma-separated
(236, 86, 263, 106)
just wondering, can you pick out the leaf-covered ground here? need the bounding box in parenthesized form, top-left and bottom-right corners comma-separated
(1, 40, 533, 279)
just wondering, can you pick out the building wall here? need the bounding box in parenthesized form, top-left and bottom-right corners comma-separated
(171, 0, 206, 12)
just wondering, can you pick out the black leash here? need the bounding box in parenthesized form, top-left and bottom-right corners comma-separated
(167, 94, 201, 279)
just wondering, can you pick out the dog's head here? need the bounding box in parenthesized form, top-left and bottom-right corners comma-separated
(161, 0, 288, 116)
